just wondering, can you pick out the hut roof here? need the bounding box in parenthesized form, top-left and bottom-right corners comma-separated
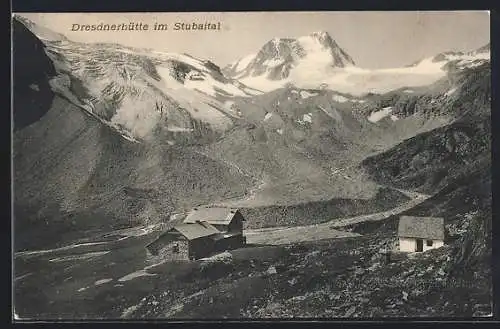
(172, 222, 220, 240)
(398, 216, 445, 240)
(183, 207, 244, 225)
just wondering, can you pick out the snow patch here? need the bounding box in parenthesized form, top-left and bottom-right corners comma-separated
(95, 278, 113, 286)
(118, 270, 157, 282)
(368, 107, 393, 123)
(235, 53, 257, 72)
(443, 52, 490, 63)
(317, 105, 341, 121)
(445, 87, 457, 97)
(199, 251, 233, 266)
(167, 126, 194, 132)
(157, 63, 247, 99)
(240, 74, 291, 93)
(263, 58, 285, 68)
(390, 115, 399, 121)
(299, 90, 318, 99)
(298, 113, 313, 124)
(106, 224, 160, 238)
(459, 60, 487, 69)
(155, 66, 232, 131)
(332, 94, 349, 103)
(48, 251, 110, 263)
(266, 265, 277, 275)
(224, 100, 235, 109)
(121, 298, 148, 319)
(16, 242, 110, 257)
(15, 273, 33, 282)
(110, 97, 161, 139)
(276, 128, 283, 135)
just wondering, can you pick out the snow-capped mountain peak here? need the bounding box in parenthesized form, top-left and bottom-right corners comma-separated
(306, 31, 339, 49)
(223, 31, 355, 87)
(224, 30, 490, 95)
(310, 30, 329, 38)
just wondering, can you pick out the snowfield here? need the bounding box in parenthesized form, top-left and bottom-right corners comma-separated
(297, 113, 313, 125)
(299, 90, 318, 99)
(41, 36, 262, 141)
(368, 107, 393, 123)
(445, 87, 458, 97)
(332, 94, 349, 103)
(235, 53, 257, 72)
(235, 47, 490, 96)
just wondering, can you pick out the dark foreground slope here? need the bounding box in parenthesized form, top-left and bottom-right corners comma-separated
(15, 231, 491, 319)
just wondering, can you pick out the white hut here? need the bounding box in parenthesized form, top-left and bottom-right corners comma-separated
(398, 216, 445, 252)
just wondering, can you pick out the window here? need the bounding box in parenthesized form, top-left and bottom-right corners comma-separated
(426, 240, 433, 247)
(172, 243, 179, 253)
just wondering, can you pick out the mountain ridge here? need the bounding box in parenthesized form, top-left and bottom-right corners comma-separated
(225, 33, 490, 95)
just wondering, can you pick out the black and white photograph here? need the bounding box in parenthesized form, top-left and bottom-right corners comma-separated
(12, 11, 492, 320)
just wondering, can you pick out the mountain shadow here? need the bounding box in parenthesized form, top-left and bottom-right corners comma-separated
(13, 17, 57, 131)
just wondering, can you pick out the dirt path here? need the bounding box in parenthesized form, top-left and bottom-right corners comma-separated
(245, 186, 430, 245)
(245, 224, 361, 245)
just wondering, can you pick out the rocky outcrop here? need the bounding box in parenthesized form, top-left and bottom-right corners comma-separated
(13, 17, 57, 130)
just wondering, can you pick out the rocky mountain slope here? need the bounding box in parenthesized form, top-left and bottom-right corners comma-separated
(12, 17, 255, 250)
(15, 15, 261, 145)
(13, 16, 416, 231)
(360, 61, 491, 195)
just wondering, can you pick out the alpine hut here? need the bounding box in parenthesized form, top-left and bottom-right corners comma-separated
(398, 216, 445, 252)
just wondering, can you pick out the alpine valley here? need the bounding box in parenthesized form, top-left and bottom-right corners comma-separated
(13, 15, 492, 319)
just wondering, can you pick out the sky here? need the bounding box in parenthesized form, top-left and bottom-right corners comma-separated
(18, 11, 490, 69)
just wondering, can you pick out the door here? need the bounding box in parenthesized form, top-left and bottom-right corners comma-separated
(416, 239, 423, 252)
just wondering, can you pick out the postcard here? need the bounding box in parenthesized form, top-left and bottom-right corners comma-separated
(12, 11, 492, 320)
